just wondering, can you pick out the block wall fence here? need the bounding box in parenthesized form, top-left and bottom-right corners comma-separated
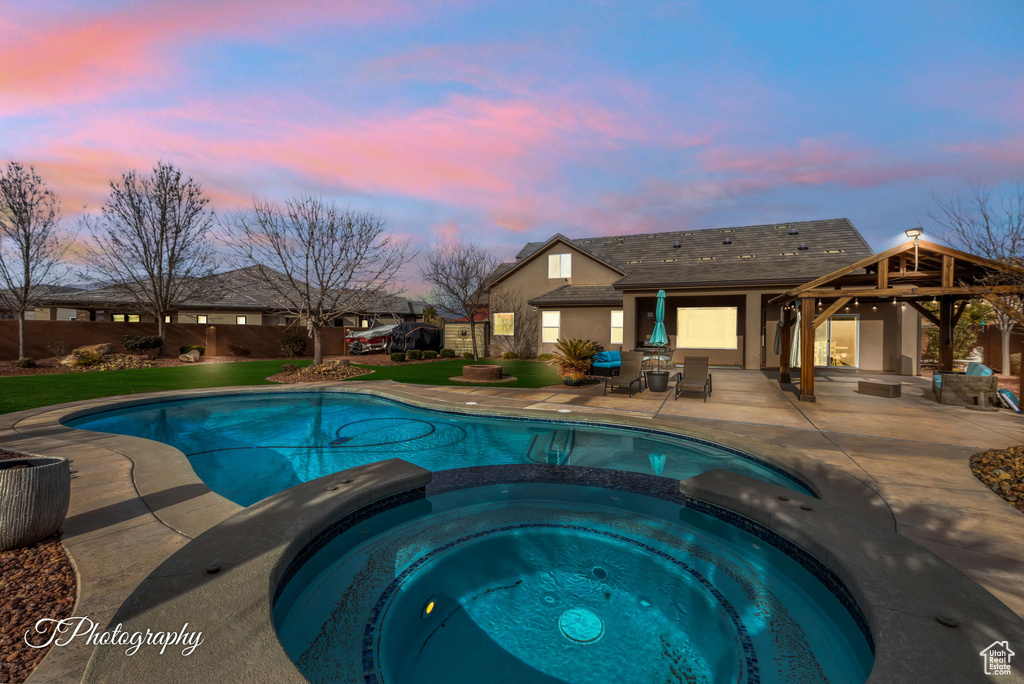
(0, 320, 352, 360)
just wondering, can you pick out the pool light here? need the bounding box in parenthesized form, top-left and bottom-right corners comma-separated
(465, 402, 478, 405)
(422, 598, 437, 618)
(557, 409, 572, 413)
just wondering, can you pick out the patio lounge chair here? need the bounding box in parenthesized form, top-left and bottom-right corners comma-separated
(674, 356, 712, 402)
(604, 351, 646, 397)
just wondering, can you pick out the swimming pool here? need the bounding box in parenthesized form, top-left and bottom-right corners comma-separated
(65, 391, 812, 506)
(274, 482, 873, 683)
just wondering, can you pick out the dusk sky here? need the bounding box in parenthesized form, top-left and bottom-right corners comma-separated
(3, 0, 1023, 292)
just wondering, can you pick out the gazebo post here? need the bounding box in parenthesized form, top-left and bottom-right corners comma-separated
(938, 295, 955, 372)
(779, 306, 792, 384)
(799, 296, 815, 401)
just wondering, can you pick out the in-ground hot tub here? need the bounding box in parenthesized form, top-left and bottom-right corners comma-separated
(274, 480, 873, 684)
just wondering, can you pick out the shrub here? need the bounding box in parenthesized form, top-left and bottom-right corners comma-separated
(15, 358, 35, 369)
(546, 338, 599, 376)
(45, 337, 72, 358)
(462, 352, 474, 359)
(422, 350, 438, 359)
(121, 335, 163, 352)
(280, 330, 307, 358)
(407, 349, 423, 360)
(178, 344, 206, 355)
(227, 344, 252, 357)
(280, 363, 298, 374)
(439, 348, 455, 359)
(390, 352, 406, 362)
(75, 350, 104, 366)
(537, 353, 553, 362)
(502, 351, 518, 359)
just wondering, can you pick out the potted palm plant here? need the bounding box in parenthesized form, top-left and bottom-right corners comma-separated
(547, 338, 599, 386)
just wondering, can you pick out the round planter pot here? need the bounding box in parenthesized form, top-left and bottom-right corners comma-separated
(647, 370, 670, 393)
(0, 456, 71, 550)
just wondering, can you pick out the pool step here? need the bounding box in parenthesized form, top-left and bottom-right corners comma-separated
(525, 428, 575, 465)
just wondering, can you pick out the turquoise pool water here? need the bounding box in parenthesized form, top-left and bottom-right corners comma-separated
(65, 392, 812, 506)
(274, 483, 873, 683)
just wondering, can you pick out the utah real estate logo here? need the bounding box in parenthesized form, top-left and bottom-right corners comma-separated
(980, 641, 1015, 676)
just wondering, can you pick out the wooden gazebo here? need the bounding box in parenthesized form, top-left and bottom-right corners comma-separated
(771, 240, 1024, 401)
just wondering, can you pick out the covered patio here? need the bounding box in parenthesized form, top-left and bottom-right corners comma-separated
(772, 239, 1024, 401)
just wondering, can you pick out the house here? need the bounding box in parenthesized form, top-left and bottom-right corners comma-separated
(0, 285, 83, 321)
(33, 267, 423, 327)
(488, 218, 922, 374)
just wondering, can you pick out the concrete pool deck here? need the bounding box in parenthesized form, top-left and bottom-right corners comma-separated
(2, 369, 1022, 682)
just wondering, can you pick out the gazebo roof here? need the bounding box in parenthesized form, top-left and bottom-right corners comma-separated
(770, 240, 1024, 303)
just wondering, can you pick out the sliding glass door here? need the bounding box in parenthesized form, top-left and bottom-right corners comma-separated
(813, 314, 859, 367)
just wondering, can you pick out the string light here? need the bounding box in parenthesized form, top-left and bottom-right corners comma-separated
(854, 298, 859, 306)
(892, 296, 897, 305)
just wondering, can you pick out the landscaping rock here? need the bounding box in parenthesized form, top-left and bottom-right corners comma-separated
(74, 343, 114, 357)
(970, 446, 1024, 514)
(179, 350, 201, 363)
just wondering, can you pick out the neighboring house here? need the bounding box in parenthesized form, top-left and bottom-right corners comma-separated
(34, 267, 422, 327)
(488, 218, 922, 373)
(0, 285, 83, 321)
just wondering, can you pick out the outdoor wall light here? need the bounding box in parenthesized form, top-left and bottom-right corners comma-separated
(905, 227, 924, 239)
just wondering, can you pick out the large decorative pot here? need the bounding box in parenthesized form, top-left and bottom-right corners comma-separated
(646, 370, 670, 393)
(0, 456, 71, 550)
(561, 369, 587, 386)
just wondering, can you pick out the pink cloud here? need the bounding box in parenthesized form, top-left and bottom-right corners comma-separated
(0, 1, 460, 114)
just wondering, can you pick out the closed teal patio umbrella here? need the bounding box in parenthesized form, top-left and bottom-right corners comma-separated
(650, 289, 669, 347)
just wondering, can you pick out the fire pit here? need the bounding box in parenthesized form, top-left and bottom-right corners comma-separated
(462, 365, 504, 381)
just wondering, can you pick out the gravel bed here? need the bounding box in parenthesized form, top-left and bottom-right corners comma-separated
(0, 451, 76, 684)
(970, 446, 1024, 514)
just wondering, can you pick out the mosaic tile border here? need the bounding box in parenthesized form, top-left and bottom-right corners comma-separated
(361, 522, 759, 684)
(61, 388, 815, 495)
(272, 486, 426, 605)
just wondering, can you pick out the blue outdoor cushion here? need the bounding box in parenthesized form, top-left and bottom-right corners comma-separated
(966, 362, 994, 376)
(592, 351, 621, 368)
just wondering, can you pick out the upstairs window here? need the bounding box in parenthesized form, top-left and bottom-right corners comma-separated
(548, 253, 572, 278)
(197, 314, 209, 324)
(236, 316, 247, 325)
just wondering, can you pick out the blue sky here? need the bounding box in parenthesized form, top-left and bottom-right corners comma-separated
(1, 0, 1022, 288)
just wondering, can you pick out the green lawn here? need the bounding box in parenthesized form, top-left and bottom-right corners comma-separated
(0, 359, 560, 415)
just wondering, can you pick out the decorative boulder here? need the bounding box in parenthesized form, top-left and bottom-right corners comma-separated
(179, 349, 201, 363)
(0, 456, 71, 550)
(339, 359, 351, 367)
(75, 343, 114, 357)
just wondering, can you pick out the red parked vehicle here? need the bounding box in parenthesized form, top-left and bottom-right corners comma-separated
(346, 324, 398, 355)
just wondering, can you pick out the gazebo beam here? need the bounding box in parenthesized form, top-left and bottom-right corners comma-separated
(907, 301, 940, 327)
(939, 295, 955, 372)
(813, 297, 852, 328)
(797, 284, 1024, 298)
(800, 297, 815, 401)
(779, 306, 792, 384)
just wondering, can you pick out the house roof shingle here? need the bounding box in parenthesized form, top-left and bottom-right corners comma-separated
(510, 218, 874, 289)
(37, 266, 418, 315)
(528, 284, 623, 306)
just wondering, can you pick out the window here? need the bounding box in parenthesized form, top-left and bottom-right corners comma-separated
(547, 253, 571, 278)
(493, 312, 515, 336)
(676, 307, 738, 349)
(127, 314, 140, 323)
(164, 315, 172, 323)
(197, 314, 208, 324)
(112, 314, 125, 323)
(542, 311, 560, 343)
(610, 310, 623, 345)
(236, 316, 247, 325)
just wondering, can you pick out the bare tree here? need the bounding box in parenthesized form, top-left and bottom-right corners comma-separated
(930, 181, 1024, 374)
(226, 196, 411, 364)
(82, 162, 216, 354)
(0, 162, 68, 360)
(420, 241, 499, 360)
(487, 285, 539, 358)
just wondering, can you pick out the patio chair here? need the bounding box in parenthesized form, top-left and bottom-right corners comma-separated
(673, 356, 712, 402)
(604, 351, 646, 397)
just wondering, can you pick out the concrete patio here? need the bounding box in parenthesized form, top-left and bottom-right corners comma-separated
(3, 368, 1023, 682)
